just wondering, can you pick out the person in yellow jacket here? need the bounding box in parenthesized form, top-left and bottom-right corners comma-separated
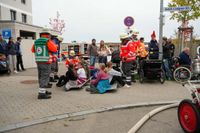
(137, 37, 148, 59)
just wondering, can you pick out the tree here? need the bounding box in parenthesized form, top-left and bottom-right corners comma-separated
(168, 0, 200, 23)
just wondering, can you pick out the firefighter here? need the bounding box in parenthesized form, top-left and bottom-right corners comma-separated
(65, 50, 79, 70)
(32, 29, 58, 99)
(49, 36, 63, 82)
(120, 33, 137, 87)
(137, 37, 148, 59)
(129, 28, 141, 82)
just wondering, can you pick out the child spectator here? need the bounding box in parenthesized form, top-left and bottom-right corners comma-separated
(107, 62, 125, 87)
(77, 62, 87, 85)
(89, 64, 111, 94)
(56, 63, 77, 87)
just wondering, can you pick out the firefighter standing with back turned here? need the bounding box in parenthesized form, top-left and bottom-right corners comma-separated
(120, 33, 137, 87)
(32, 29, 58, 99)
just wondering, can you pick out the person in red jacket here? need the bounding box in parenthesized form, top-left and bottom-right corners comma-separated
(120, 33, 137, 87)
(65, 50, 80, 70)
(31, 29, 57, 99)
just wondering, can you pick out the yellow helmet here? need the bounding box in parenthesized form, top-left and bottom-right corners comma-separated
(69, 50, 75, 56)
(57, 36, 63, 42)
(120, 33, 129, 40)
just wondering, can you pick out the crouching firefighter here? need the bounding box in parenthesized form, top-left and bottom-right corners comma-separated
(120, 33, 137, 87)
(31, 29, 58, 99)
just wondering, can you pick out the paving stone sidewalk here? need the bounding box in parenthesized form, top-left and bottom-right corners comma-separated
(0, 63, 191, 129)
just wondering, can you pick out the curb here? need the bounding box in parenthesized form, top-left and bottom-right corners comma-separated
(0, 100, 179, 133)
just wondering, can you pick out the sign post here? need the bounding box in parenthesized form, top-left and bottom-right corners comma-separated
(164, 6, 191, 12)
(2, 29, 12, 39)
(124, 16, 134, 34)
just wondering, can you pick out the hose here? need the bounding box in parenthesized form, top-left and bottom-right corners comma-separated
(127, 102, 179, 133)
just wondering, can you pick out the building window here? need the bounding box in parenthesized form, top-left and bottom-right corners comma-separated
(22, 14, 27, 23)
(10, 10, 16, 21)
(21, 0, 26, 4)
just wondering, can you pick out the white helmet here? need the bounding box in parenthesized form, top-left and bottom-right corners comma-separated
(57, 36, 63, 42)
(130, 28, 139, 36)
(69, 50, 75, 56)
(40, 28, 51, 35)
(120, 33, 129, 40)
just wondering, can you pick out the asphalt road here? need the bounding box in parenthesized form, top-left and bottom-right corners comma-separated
(6, 106, 184, 133)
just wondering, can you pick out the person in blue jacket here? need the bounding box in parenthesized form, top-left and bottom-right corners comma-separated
(179, 47, 191, 66)
(148, 31, 159, 59)
(0, 33, 7, 55)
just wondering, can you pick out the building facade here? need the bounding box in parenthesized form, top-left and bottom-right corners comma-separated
(0, 0, 32, 24)
(0, 0, 59, 68)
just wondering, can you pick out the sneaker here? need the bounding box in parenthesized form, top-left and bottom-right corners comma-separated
(125, 84, 131, 88)
(46, 91, 52, 95)
(14, 70, 18, 73)
(38, 93, 51, 99)
(49, 77, 57, 82)
(54, 75, 59, 80)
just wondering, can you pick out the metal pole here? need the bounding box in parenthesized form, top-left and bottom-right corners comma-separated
(159, 0, 164, 60)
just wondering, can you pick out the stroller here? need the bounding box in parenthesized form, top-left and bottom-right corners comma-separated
(138, 59, 165, 84)
(0, 54, 10, 74)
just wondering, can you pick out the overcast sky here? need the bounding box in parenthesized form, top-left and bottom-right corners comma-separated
(32, 0, 200, 43)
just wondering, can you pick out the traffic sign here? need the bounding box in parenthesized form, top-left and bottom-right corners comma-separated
(164, 6, 191, 12)
(2, 29, 12, 39)
(124, 16, 134, 27)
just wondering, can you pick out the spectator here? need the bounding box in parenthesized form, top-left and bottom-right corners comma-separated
(15, 37, 25, 71)
(107, 46, 112, 62)
(107, 62, 125, 87)
(56, 63, 77, 88)
(163, 37, 172, 80)
(0, 33, 7, 55)
(179, 47, 191, 66)
(148, 31, 159, 59)
(89, 64, 111, 94)
(168, 38, 175, 58)
(87, 39, 98, 66)
(7, 37, 17, 73)
(98, 40, 110, 65)
(77, 62, 87, 85)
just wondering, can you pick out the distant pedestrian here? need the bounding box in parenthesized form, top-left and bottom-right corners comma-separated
(87, 39, 98, 66)
(163, 37, 172, 80)
(15, 37, 25, 71)
(0, 33, 7, 55)
(7, 37, 17, 73)
(98, 40, 110, 65)
(168, 38, 175, 58)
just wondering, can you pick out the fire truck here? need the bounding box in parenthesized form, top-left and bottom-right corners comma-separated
(61, 41, 120, 59)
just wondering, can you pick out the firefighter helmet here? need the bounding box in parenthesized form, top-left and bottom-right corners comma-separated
(120, 33, 129, 40)
(130, 28, 139, 36)
(57, 36, 63, 42)
(69, 50, 75, 56)
(40, 28, 51, 35)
